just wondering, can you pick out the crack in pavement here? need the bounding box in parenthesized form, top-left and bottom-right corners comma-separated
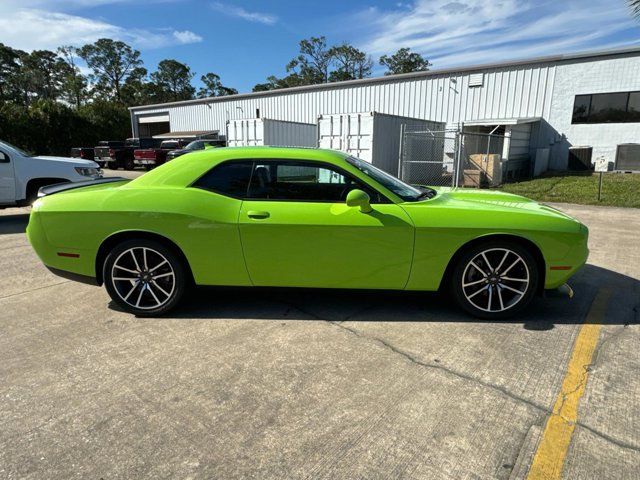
(321, 317, 640, 454)
(0, 280, 70, 300)
(326, 319, 549, 413)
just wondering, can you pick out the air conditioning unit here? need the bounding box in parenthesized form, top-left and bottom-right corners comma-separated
(615, 144, 640, 172)
(568, 147, 593, 171)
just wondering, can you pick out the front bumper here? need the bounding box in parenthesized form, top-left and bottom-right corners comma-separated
(544, 226, 589, 289)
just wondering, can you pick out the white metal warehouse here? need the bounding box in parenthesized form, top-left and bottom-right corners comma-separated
(129, 46, 640, 175)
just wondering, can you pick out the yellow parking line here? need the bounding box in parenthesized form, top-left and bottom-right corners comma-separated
(527, 288, 611, 480)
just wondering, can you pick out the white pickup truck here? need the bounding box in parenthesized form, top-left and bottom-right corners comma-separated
(0, 140, 102, 208)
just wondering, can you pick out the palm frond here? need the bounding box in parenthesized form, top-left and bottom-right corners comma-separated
(630, 0, 640, 17)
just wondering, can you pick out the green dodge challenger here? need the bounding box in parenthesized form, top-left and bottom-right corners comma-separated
(27, 147, 588, 318)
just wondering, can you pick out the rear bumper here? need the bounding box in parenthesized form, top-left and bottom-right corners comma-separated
(46, 266, 99, 286)
(27, 208, 98, 282)
(134, 158, 156, 165)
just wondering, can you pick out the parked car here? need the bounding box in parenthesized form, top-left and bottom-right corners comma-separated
(70, 147, 96, 163)
(134, 139, 190, 169)
(166, 139, 224, 161)
(0, 139, 101, 208)
(27, 147, 589, 318)
(95, 138, 159, 170)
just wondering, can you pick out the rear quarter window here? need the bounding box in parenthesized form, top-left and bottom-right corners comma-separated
(192, 161, 253, 198)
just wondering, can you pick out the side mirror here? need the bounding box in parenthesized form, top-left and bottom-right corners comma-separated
(346, 189, 372, 213)
(0, 151, 8, 163)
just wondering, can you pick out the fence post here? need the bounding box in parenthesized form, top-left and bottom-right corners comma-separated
(598, 172, 603, 201)
(453, 131, 463, 188)
(398, 123, 406, 179)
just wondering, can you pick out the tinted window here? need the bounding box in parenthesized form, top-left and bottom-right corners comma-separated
(589, 92, 628, 122)
(572, 91, 640, 124)
(247, 160, 386, 203)
(572, 95, 591, 123)
(193, 161, 253, 198)
(628, 92, 640, 121)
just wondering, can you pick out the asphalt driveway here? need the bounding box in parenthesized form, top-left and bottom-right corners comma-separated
(0, 179, 638, 479)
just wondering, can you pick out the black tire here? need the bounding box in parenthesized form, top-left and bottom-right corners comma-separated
(123, 157, 135, 171)
(103, 239, 186, 316)
(451, 240, 539, 319)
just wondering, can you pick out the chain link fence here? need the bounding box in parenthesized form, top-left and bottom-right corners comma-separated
(398, 126, 529, 188)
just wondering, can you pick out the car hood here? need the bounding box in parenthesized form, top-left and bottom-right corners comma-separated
(33, 155, 99, 168)
(169, 149, 190, 155)
(426, 187, 578, 222)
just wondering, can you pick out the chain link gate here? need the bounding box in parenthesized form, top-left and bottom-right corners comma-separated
(398, 125, 507, 188)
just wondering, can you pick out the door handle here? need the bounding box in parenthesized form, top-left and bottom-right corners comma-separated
(247, 210, 270, 219)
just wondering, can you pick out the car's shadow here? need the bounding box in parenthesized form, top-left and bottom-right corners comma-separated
(110, 264, 639, 329)
(0, 213, 29, 235)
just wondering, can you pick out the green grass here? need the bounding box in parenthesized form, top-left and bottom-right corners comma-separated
(498, 173, 640, 208)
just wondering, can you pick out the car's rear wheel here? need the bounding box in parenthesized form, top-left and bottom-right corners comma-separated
(451, 241, 539, 319)
(123, 158, 135, 170)
(104, 239, 186, 316)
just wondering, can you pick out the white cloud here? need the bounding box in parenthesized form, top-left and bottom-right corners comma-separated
(0, 8, 202, 51)
(172, 30, 203, 44)
(354, 0, 640, 69)
(211, 2, 277, 25)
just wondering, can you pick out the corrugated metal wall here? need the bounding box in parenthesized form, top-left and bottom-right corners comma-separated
(131, 63, 557, 137)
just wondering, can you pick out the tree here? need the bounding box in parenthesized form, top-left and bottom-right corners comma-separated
(379, 47, 431, 75)
(121, 66, 154, 105)
(57, 46, 88, 108)
(286, 36, 333, 85)
(328, 44, 372, 82)
(252, 76, 279, 92)
(150, 59, 195, 102)
(0, 43, 22, 102)
(78, 39, 143, 102)
(252, 74, 302, 92)
(197, 73, 238, 98)
(254, 37, 375, 91)
(14, 50, 71, 105)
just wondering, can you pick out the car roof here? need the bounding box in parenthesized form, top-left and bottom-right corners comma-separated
(128, 146, 350, 188)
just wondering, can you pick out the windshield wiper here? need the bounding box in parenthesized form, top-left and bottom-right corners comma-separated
(415, 187, 436, 200)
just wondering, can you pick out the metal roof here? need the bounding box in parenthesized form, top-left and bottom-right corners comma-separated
(463, 117, 542, 126)
(152, 130, 219, 139)
(129, 45, 640, 112)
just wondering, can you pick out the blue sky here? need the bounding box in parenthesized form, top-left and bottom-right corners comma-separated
(1, 0, 639, 93)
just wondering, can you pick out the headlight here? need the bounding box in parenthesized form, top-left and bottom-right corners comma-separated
(75, 167, 102, 177)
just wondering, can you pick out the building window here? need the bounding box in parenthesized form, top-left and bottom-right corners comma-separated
(572, 91, 640, 124)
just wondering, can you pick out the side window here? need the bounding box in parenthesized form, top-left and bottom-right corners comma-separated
(247, 160, 387, 203)
(0, 151, 9, 163)
(192, 161, 253, 198)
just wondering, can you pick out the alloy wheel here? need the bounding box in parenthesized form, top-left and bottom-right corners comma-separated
(461, 247, 530, 313)
(110, 247, 176, 310)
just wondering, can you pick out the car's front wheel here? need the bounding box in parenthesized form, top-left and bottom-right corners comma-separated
(104, 239, 186, 316)
(451, 241, 539, 319)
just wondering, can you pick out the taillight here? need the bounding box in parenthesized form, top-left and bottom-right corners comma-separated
(109, 148, 115, 157)
(80, 151, 85, 158)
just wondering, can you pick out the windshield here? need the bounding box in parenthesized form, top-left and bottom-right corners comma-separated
(185, 141, 203, 150)
(0, 140, 32, 157)
(161, 141, 180, 149)
(346, 156, 435, 201)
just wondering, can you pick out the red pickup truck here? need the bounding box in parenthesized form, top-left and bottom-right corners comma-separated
(134, 139, 189, 169)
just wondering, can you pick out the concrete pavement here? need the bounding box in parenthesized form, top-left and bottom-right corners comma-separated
(0, 190, 638, 479)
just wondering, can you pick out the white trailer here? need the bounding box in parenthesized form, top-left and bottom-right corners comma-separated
(317, 112, 445, 174)
(226, 118, 317, 148)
